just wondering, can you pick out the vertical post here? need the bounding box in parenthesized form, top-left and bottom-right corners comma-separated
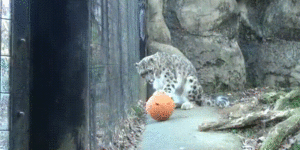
(10, 0, 30, 149)
(29, 0, 89, 149)
(138, 0, 147, 101)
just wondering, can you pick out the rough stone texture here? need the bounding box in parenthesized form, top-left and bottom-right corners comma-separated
(147, 0, 171, 44)
(165, 0, 239, 35)
(260, 40, 300, 87)
(290, 64, 300, 87)
(239, 38, 300, 87)
(145, 0, 300, 92)
(170, 31, 246, 92)
(262, 0, 299, 40)
(147, 40, 188, 60)
(237, 0, 300, 88)
(145, 0, 194, 80)
(162, 0, 246, 92)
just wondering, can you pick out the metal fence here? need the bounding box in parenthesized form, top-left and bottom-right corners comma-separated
(89, 0, 145, 148)
(0, 0, 145, 148)
(0, 0, 11, 149)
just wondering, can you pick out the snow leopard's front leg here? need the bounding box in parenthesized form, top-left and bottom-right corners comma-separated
(179, 96, 194, 110)
(163, 81, 194, 110)
(169, 93, 194, 110)
(176, 75, 194, 110)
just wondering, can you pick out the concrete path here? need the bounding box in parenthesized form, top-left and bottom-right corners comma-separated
(138, 106, 243, 150)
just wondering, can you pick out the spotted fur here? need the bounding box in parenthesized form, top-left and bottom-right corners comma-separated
(135, 52, 229, 109)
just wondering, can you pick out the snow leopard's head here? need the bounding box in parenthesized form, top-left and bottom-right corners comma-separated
(135, 54, 158, 83)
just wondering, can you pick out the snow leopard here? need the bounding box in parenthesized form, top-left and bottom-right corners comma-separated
(135, 52, 199, 109)
(135, 52, 230, 110)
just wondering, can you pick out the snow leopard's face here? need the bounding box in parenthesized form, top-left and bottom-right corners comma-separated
(135, 55, 157, 83)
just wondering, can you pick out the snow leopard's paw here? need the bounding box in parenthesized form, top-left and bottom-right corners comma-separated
(181, 101, 194, 110)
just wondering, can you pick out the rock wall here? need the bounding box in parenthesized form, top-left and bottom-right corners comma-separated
(146, 0, 300, 92)
(237, 0, 300, 88)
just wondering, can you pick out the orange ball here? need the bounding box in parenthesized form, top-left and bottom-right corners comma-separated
(146, 91, 176, 121)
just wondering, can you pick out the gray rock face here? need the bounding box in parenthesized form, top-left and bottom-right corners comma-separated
(263, 0, 300, 40)
(147, 40, 188, 60)
(166, 0, 238, 35)
(146, 0, 300, 92)
(162, 0, 245, 92)
(169, 31, 246, 92)
(291, 64, 300, 87)
(147, 0, 171, 44)
(239, 39, 300, 87)
(238, 0, 300, 88)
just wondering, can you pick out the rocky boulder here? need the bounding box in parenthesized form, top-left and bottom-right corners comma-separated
(162, 0, 246, 92)
(147, 0, 171, 44)
(238, 0, 300, 88)
(145, 0, 300, 92)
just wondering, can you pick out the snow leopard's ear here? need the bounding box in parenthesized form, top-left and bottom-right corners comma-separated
(149, 58, 154, 63)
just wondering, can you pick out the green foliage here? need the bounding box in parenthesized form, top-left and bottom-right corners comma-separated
(231, 129, 238, 134)
(289, 96, 300, 109)
(237, 128, 256, 138)
(291, 144, 300, 150)
(131, 105, 146, 119)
